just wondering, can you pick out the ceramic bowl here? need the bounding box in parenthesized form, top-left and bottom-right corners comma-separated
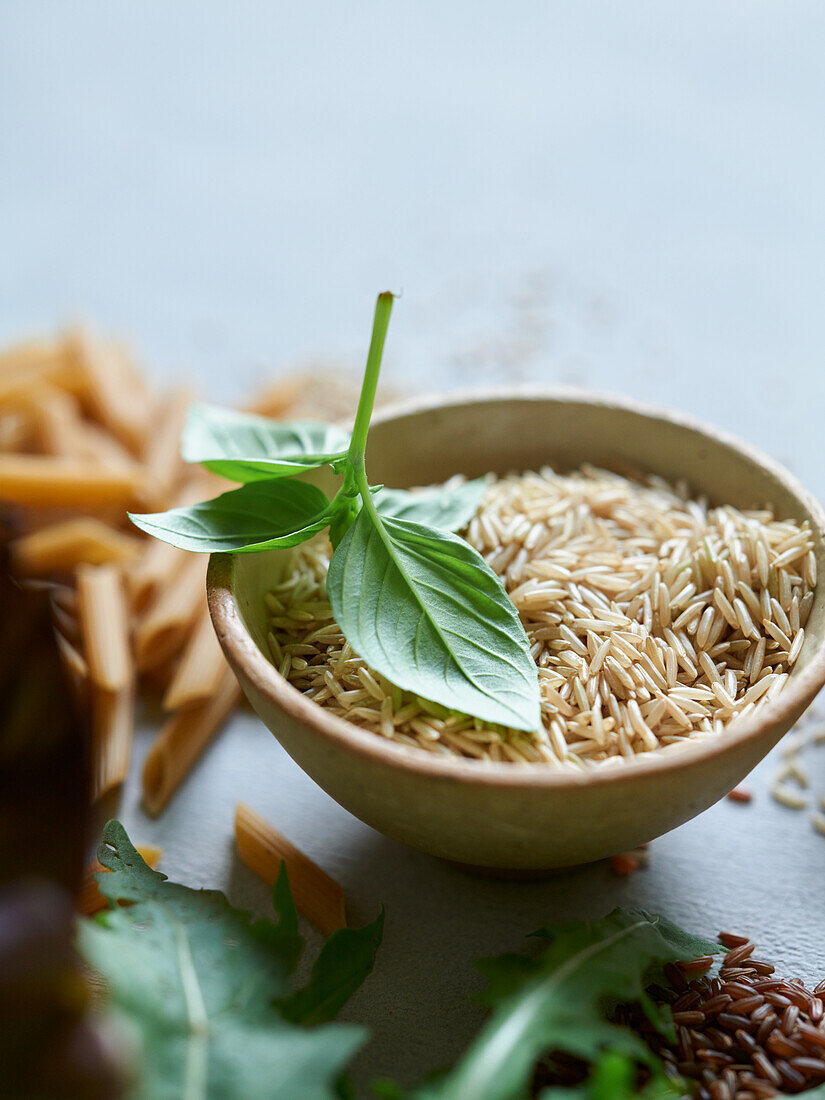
(207, 391, 825, 870)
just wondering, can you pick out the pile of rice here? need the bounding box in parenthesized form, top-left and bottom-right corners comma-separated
(263, 467, 817, 766)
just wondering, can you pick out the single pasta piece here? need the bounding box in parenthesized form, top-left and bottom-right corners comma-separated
(11, 517, 143, 576)
(78, 844, 162, 915)
(0, 407, 34, 451)
(142, 667, 239, 815)
(55, 631, 89, 707)
(126, 537, 188, 613)
(244, 377, 305, 418)
(133, 553, 207, 672)
(235, 802, 346, 935)
(67, 328, 151, 454)
(162, 605, 227, 711)
(23, 384, 135, 468)
(127, 473, 221, 612)
(0, 338, 86, 404)
(0, 454, 146, 509)
(92, 683, 135, 800)
(76, 564, 132, 693)
(141, 387, 194, 509)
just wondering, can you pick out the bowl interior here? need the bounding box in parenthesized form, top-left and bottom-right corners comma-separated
(230, 392, 825, 731)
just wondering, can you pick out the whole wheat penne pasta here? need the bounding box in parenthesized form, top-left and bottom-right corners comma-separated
(68, 328, 151, 453)
(126, 538, 187, 613)
(11, 518, 143, 576)
(92, 682, 135, 799)
(0, 408, 34, 451)
(134, 553, 207, 671)
(36, 390, 136, 468)
(50, 600, 82, 646)
(0, 339, 86, 404)
(235, 802, 346, 935)
(127, 472, 222, 612)
(78, 844, 163, 915)
(142, 667, 239, 814)
(162, 604, 227, 710)
(0, 455, 146, 509)
(55, 631, 89, 706)
(77, 564, 132, 692)
(142, 387, 194, 509)
(245, 377, 305, 417)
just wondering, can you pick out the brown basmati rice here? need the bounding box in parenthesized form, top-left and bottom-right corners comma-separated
(264, 466, 816, 766)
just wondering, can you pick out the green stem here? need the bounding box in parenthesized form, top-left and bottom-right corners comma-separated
(345, 292, 395, 493)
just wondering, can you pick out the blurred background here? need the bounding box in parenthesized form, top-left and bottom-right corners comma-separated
(3, 2, 824, 484)
(4, 3, 825, 1092)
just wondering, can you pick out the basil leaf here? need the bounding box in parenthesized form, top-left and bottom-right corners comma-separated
(79, 821, 380, 1100)
(374, 478, 487, 532)
(327, 510, 541, 732)
(129, 479, 331, 552)
(182, 404, 351, 482)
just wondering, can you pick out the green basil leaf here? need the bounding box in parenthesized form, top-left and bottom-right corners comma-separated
(327, 510, 541, 732)
(374, 478, 487, 532)
(182, 404, 351, 482)
(129, 479, 331, 552)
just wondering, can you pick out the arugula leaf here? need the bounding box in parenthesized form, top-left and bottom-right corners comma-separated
(412, 908, 720, 1100)
(129, 479, 332, 552)
(374, 479, 488, 532)
(79, 821, 382, 1100)
(327, 510, 540, 732)
(182, 404, 350, 482)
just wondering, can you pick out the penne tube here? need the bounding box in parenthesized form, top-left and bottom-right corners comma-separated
(0, 407, 35, 451)
(78, 844, 162, 915)
(0, 339, 86, 404)
(55, 631, 89, 707)
(134, 553, 207, 671)
(142, 387, 194, 509)
(92, 682, 135, 800)
(126, 537, 189, 614)
(234, 802, 346, 935)
(50, 600, 82, 646)
(162, 605, 227, 711)
(142, 667, 239, 814)
(245, 377, 305, 418)
(126, 472, 223, 612)
(0, 455, 146, 509)
(76, 563, 132, 692)
(11, 518, 143, 576)
(67, 328, 151, 453)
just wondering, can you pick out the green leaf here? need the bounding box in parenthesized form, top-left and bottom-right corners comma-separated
(374, 479, 487, 533)
(415, 908, 721, 1100)
(129, 479, 332, 553)
(327, 510, 540, 732)
(78, 821, 381, 1100)
(278, 907, 385, 1025)
(182, 404, 351, 482)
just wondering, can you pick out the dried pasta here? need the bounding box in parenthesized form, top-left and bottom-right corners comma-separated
(76, 563, 132, 693)
(234, 802, 346, 935)
(142, 667, 239, 815)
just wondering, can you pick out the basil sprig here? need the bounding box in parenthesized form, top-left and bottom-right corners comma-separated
(130, 294, 541, 732)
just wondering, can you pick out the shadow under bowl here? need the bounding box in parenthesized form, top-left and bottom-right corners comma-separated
(208, 390, 825, 870)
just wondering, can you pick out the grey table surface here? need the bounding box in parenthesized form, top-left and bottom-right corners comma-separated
(4, 2, 825, 1092)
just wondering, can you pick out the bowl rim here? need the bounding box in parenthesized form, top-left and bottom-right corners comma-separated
(207, 386, 825, 791)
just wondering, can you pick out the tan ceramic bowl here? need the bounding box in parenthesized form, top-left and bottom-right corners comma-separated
(207, 391, 825, 870)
